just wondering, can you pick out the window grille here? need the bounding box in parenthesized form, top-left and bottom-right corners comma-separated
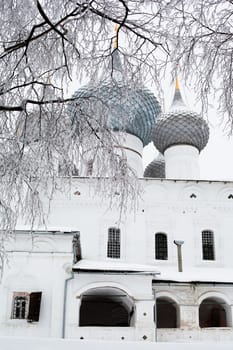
(13, 294, 29, 319)
(155, 233, 168, 260)
(202, 230, 215, 260)
(107, 227, 120, 258)
(12, 292, 42, 322)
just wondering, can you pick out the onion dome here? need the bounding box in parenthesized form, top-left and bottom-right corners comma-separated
(143, 153, 165, 178)
(68, 49, 161, 146)
(153, 78, 209, 154)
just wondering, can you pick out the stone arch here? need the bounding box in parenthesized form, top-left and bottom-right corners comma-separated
(79, 286, 135, 327)
(76, 281, 134, 299)
(156, 293, 180, 328)
(198, 292, 232, 328)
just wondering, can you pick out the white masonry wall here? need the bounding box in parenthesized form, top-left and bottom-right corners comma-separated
(1, 177, 233, 342)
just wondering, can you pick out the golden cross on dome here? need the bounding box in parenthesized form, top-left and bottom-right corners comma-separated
(175, 63, 180, 90)
(113, 24, 119, 49)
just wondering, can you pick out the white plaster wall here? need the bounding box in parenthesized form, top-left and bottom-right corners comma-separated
(65, 274, 155, 341)
(165, 145, 200, 180)
(2, 178, 233, 341)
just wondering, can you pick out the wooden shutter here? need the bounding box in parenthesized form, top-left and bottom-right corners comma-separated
(27, 292, 42, 322)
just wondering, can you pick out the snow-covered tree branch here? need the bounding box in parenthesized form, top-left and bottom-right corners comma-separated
(0, 0, 232, 266)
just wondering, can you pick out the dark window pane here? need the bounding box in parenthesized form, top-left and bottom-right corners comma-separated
(13, 295, 28, 319)
(202, 230, 215, 260)
(107, 227, 120, 258)
(155, 233, 168, 260)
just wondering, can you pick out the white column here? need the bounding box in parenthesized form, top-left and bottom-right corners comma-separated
(164, 145, 200, 180)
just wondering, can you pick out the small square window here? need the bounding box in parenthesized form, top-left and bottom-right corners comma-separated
(12, 292, 29, 319)
(11, 291, 42, 322)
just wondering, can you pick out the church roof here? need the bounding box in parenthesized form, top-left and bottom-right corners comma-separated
(73, 259, 160, 275)
(68, 50, 161, 146)
(144, 153, 165, 178)
(153, 78, 209, 153)
(155, 266, 233, 284)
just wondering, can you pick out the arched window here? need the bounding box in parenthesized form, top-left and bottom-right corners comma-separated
(12, 294, 29, 319)
(155, 233, 168, 260)
(199, 298, 229, 328)
(79, 287, 135, 327)
(156, 297, 179, 328)
(202, 230, 215, 260)
(107, 227, 120, 258)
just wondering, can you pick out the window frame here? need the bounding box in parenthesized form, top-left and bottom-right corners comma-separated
(155, 232, 168, 260)
(202, 230, 215, 261)
(107, 227, 121, 259)
(11, 291, 42, 322)
(11, 292, 29, 320)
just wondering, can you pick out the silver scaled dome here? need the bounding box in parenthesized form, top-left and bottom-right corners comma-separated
(68, 50, 161, 146)
(153, 80, 209, 154)
(143, 153, 165, 178)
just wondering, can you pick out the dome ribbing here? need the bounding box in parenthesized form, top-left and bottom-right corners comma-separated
(153, 80, 209, 153)
(68, 50, 161, 146)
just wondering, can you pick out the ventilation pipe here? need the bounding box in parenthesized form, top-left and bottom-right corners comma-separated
(174, 240, 184, 272)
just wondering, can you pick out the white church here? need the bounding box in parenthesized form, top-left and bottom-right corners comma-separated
(1, 48, 233, 346)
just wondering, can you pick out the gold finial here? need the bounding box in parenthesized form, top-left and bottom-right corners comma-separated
(175, 75, 179, 90)
(175, 62, 180, 90)
(46, 72, 52, 85)
(113, 24, 119, 49)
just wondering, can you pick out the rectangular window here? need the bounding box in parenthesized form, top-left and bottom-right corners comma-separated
(202, 230, 215, 260)
(107, 227, 120, 258)
(12, 291, 42, 322)
(155, 233, 168, 260)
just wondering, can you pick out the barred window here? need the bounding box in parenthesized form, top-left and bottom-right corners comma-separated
(107, 227, 120, 258)
(12, 293, 29, 319)
(202, 230, 215, 260)
(155, 233, 168, 260)
(11, 291, 42, 322)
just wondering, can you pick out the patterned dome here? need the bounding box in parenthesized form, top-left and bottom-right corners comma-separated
(153, 83, 209, 154)
(143, 153, 165, 178)
(68, 50, 161, 146)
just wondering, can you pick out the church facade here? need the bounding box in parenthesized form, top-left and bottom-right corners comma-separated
(1, 49, 233, 343)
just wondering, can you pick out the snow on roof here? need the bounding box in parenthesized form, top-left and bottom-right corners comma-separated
(156, 266, 233, 284)
(73, 259, 160, 275)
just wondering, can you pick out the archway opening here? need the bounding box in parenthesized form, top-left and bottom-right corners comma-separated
(199, 297, 229, 328)
(79, 287, 135, 327)
(156, 297, 179, 328)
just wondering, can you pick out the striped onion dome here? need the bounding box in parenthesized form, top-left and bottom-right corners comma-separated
(68, 50, 161, 146)
(143, 153, 165, 178)
(153, 79, 209, 153)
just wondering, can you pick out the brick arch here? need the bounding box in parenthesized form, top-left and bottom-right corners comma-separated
(156, 293, 180, 328)
(79, 286, 135, 327)
(198, 292, 232, 328)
